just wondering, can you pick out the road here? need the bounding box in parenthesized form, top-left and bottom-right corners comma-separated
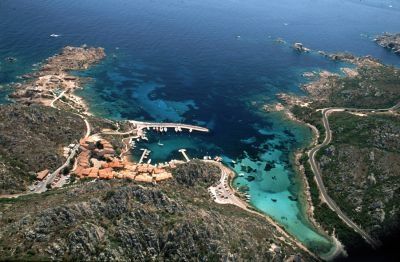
(35, 144, 80, 193)
(82, 117, 91, 138)
(307, 103, 399, 248)
(37, 90, 91, 192)
(50, 90, 66, 108)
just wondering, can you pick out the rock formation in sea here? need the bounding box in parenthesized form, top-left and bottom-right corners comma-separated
(375, 33, 400, 54)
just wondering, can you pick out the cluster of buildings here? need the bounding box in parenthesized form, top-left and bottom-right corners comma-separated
(117, 163, 173, 183)
(72, 136, 173, 183)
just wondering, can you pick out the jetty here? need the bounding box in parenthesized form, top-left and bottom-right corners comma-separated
(129, 120, 209, 133)
(178, 149, 190, 162)
(139, 149, 150, 164)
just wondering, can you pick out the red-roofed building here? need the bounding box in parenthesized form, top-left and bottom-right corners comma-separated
(37, 169, 49, 180)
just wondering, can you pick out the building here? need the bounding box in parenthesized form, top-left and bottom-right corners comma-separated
(37, 169, 50, 180)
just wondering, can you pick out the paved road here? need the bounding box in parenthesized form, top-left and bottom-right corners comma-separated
(36, 144, 79, 193)
(37, 91, 91, 192)
(307, 103, 399, 248)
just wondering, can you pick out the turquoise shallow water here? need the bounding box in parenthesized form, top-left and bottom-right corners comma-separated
(1, 0, 400, 255)
(232, 117, 331, 251)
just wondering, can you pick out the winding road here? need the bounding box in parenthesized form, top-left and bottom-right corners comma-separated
(308, 103, 399, 248)
(37, 91, 92, 192)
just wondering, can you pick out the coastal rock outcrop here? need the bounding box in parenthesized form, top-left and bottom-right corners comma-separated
(375, 33, 400, 54)
(293, 42, 310, 53)
(9, 46, 105, 105)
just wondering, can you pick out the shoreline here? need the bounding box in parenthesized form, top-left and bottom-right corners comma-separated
(211, 161, 321, 261)
(283, 109, 345, 260)
(262, 103, 346, 259)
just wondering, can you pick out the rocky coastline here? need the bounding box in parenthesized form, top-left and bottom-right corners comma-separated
(9, 46, 105, 109)
(268, 46, 400, 257)
(375, 33, 400, 54)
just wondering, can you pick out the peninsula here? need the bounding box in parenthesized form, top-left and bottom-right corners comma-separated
(375, 33, 400, 55)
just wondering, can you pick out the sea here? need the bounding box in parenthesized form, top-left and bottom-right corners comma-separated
(1, 0, 400, 256)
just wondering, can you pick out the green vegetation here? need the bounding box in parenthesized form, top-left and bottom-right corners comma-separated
(317, 112, 400, 240)
(172, 160, 220, 187)
(329, 65, 400, 108)
(314, 203, 368, 251)
(288, 57, 400, 251)
(299, 154, 369, 253)
(329, 112, 400, 151)
(291, 105, 325, 143)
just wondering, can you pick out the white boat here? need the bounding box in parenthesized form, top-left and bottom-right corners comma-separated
(158, 140, 164, 146)
(50, 34, 60, 38)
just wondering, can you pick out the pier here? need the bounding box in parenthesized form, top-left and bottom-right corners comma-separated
(178, 149, 190, 162)
(139, 149, 150, 164)
(129, 120, 209, 133)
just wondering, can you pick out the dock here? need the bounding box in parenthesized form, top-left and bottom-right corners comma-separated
(178, 149, 190, 162)
(139, 149, 150, 164)
(129, 120, 209, 133)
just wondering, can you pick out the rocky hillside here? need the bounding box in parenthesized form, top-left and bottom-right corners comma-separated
(317, 112, 400, 240)
(301, 61, 400, 109)
(0, 104, 85, 194)
(280, 50, 400, 259)
(0, 161, 313, 261)
(173, 160, 220, 186)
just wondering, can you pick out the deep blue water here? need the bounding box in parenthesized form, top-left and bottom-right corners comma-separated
(1, 0, 400, 255)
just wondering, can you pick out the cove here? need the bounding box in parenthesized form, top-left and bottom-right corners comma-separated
(2, 0, 400, 256)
